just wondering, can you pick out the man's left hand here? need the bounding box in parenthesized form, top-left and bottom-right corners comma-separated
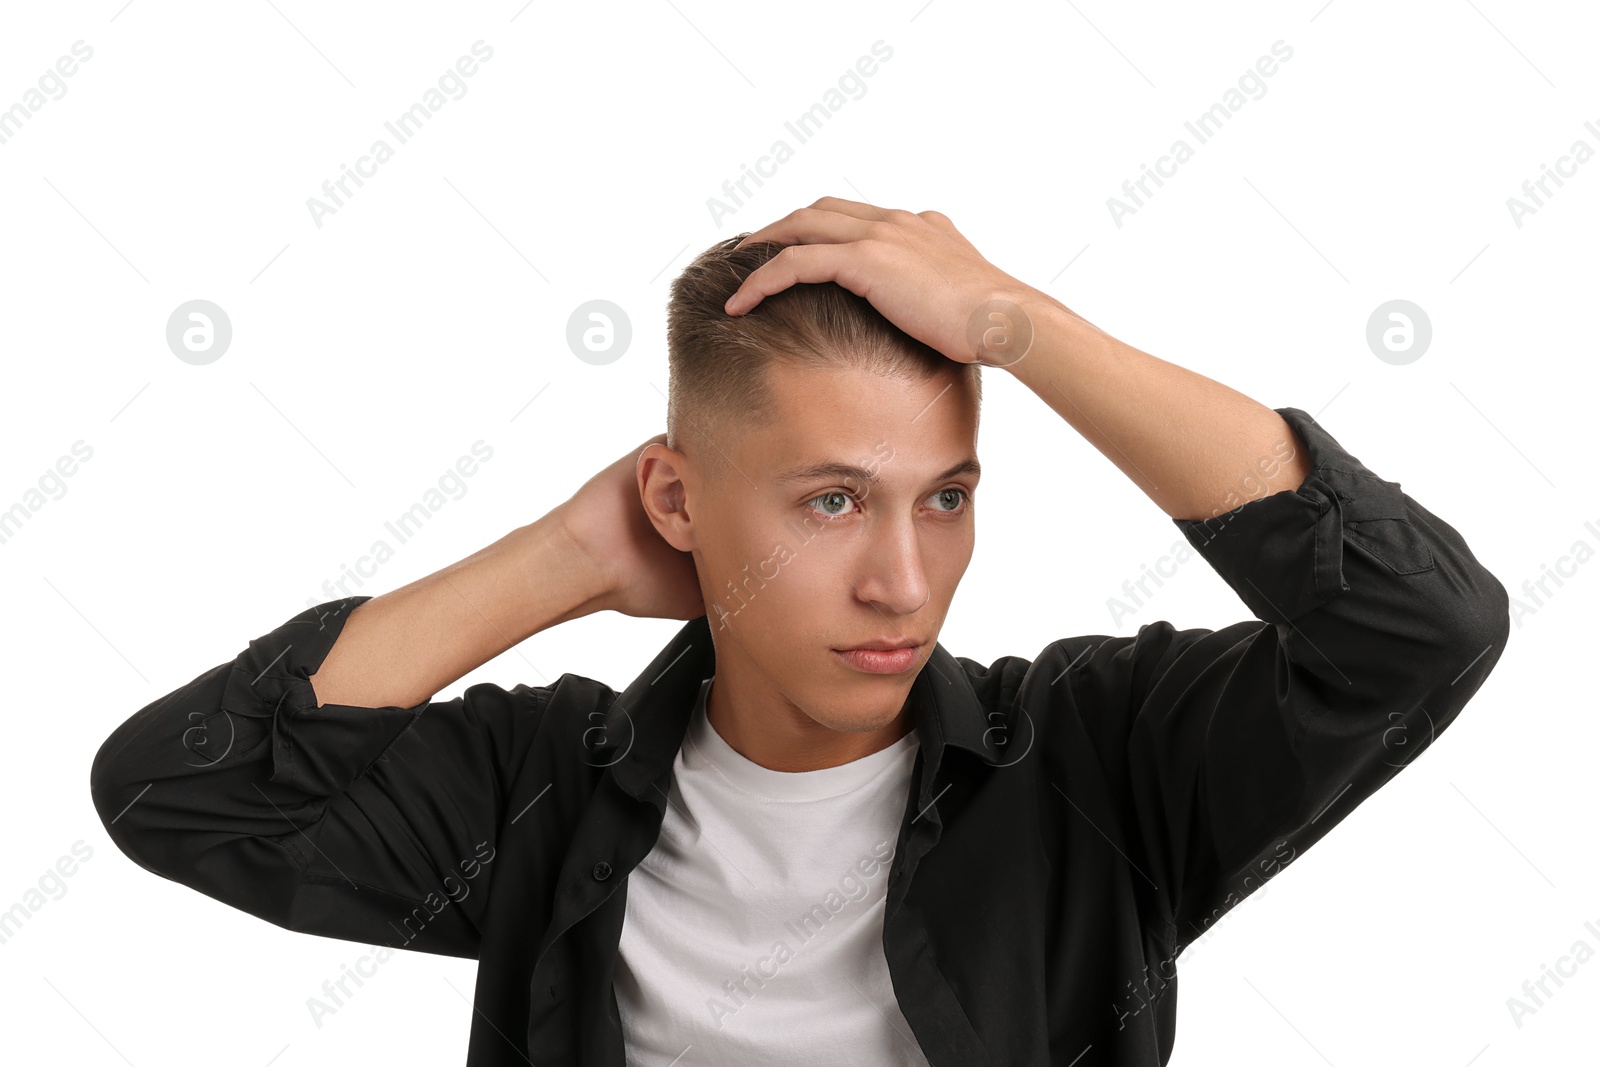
(726, 197, 1062, 368)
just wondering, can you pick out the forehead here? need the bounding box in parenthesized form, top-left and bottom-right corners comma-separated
(746, 359, 979, 478)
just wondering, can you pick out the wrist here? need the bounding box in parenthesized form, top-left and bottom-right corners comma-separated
(537, 506, 618, 621)
(1001, 294, 1107, 385)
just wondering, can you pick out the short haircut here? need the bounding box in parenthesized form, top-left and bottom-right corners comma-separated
(665, 234, 982, 483)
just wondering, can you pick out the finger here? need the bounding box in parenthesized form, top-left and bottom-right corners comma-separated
(917, 209, 962, 238)
(808, 195, 891, 220)
(733, 205, 877, 252)
(735, 197, 889, 248)
(724, 243, 863, 315)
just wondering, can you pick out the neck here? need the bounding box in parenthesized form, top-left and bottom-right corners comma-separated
(703, 658, 916, 772)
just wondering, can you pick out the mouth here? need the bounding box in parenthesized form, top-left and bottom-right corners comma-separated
(831, 640, 926, 675)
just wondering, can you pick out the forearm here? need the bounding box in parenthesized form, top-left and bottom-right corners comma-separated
(309, 508, 607, 710)
(1003, 298, 1311, 523)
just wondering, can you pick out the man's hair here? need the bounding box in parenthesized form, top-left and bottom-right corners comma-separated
(665, 234, 981, 481)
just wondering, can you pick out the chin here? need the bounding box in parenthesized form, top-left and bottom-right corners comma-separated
(807, 693, 909, 734)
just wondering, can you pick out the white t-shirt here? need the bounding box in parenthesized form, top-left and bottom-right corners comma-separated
(615, 675, 932, 1065)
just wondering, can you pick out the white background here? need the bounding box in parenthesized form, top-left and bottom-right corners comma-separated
(1, 1, 1594, 1064)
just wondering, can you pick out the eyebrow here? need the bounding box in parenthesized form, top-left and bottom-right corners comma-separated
(772, 457, 982, 487)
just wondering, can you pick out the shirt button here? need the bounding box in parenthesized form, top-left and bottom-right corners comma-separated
(592, 861, 613, 881)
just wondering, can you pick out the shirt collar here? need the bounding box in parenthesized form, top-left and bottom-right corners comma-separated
(589, 615, 1003, 807)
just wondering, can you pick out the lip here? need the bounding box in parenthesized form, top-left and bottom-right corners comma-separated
(832, 642, 925, 675)
(837, 637, 924, 651)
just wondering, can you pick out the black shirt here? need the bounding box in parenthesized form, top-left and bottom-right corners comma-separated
(90, 406, 1510, 1065)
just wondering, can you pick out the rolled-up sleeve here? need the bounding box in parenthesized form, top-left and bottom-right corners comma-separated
(1061, 406, 1510, 957)
(89, 595, 551, 959)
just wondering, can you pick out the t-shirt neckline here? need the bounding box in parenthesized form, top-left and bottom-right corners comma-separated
(682, 676, 920, 802)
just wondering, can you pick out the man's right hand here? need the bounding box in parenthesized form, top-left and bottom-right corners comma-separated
(307, 434, 704, 711)
(558, 433, 706, 622)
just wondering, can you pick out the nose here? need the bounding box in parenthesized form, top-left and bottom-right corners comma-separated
(852, 516, 932, 617)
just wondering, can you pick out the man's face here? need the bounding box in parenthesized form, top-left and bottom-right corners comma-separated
(686, 359, 981, 734)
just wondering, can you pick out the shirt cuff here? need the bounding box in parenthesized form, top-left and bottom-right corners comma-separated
(1171, 406, 1436, 625)
(214, 595, 426, 798)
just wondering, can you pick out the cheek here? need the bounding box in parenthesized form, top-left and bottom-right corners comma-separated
(697, 513, 824, 620)
(914, 523, 974, 603)
(944, 528, 976, 579)
(744, 530, 830, 606)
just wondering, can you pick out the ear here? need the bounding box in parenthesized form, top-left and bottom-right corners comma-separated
(637, 442, 696, 552)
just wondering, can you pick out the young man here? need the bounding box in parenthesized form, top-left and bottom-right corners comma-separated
(91, 198, 1510, 1065)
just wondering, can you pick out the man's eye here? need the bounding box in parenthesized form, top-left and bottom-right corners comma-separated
(805, 488, 971, 520)
(806, 491, 858, 519)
